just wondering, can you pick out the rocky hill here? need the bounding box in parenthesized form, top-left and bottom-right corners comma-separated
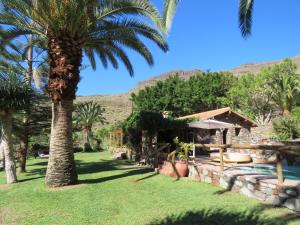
(227, 55, 300, 76)
(77, 55, 300, 126)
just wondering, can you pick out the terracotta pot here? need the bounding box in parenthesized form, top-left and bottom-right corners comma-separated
(160, 161, 175, 177)
(175, 161, 189, 177)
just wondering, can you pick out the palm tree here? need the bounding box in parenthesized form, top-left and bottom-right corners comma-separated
(0, 71, 34, 184)
(0, 129, 4, 170)
(74, 101, 106, 152)
(0, 30, 48, 173)
(238, 0, 255, 37)
(264, 59, 300, 116)
(0, 0, 169, 187)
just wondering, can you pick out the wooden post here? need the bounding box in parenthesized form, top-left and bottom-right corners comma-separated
(276, 150, 284, 184)
(192, 144, 195, 158)
(219, 147, 224, 172)
(120, 130, 123, 147)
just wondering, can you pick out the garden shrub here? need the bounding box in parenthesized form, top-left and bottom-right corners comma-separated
(272, 116, 300, 141)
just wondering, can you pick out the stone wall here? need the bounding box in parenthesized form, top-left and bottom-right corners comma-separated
(251, 124, 273, 144)
(188, 162, 300, 212)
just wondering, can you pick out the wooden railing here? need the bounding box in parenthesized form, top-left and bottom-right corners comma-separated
(192, 143, 300, 184)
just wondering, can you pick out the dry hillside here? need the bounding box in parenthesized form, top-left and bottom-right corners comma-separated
(77, 55, 300, 126)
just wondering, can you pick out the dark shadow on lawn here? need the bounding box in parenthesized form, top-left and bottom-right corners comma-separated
(80, 167, 153, 184)
(18, 176, 44, 182)
(134, 172, 158, 182)
(148, 206, 295, 225)
(77, 159, 136, 175)
(25, 168, 47, 177)
(28, 161, 48, 167)
(23, 156, 154, 185)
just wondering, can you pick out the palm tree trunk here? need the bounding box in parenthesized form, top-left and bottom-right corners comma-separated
(18, 34, 33, 173)
(45, 100, 77, 187)
(0, 112, 17, 184)
(18, 114, 29, 173)
(0, 136, 4, 170)
(45, 35, 82, 187)
(83, 127, 92, 152)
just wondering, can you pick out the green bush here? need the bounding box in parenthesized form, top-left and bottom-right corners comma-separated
(121, 111, 187, 161)
(272, 116, 300, 141)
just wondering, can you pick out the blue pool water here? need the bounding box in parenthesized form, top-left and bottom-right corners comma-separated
(227, 164, 300, 180)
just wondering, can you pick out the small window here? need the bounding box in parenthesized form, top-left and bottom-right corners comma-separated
(235, 128, 241, 136)
(210, 130, 216, 136)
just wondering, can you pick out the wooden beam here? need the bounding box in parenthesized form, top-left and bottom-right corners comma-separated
(193, 143, 300, 151)
(276, 150, 284, 184)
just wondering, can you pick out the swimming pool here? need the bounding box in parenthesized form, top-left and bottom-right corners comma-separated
(227, 164, 300, 180)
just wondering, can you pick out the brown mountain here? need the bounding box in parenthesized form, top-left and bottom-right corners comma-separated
(227, 55, 300, 77)
(77, 55, 300, 126)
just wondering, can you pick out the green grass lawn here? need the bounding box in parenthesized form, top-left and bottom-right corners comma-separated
(0, 151, 299, 225)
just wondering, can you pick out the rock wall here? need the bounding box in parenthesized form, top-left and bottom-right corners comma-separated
(188, 162, 300, 212)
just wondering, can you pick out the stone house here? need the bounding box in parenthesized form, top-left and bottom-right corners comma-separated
(178, 108, 278, 162)
(178, 107, 258, 146)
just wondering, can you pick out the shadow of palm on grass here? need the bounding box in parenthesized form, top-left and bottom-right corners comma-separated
(148, 206, 293, 225)
(79, 167, 153, 184)
(23, 155, 155, 185)
(77, 159, 136, 175)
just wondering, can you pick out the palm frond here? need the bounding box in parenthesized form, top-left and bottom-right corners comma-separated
(163, 0, 180, 32)
(239, 0, 254, 38)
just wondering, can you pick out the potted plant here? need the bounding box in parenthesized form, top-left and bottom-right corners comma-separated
(173, 137, 192, 177)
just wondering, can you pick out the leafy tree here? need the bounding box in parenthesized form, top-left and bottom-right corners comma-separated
(227, 73, 274, 124)
(0, 72, 34, 184)
(263, 59, 300, 116)
(187, 72, 237, 113)
(131, 76, 187, 116)
(132, 73, 236, 117)
(0, 0, 169, 187)
(228, 59, 300, 122)
(74, 101, 106, 152)
(121, 110, 187, 163)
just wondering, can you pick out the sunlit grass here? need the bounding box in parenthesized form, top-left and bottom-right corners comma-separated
(0, 151, 298, 225)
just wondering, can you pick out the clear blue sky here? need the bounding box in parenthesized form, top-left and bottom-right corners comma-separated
(77, 0, 300, 96)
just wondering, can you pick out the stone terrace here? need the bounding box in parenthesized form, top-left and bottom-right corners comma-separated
(187, 157, 300, 212)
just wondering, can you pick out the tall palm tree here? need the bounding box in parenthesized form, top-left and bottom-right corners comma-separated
(0, 134, 4, 170)
(0, 71, 34, 184)
(0, 30, 48, 173)
(74, 101, 106, 152)
(0, 0, 169, 187)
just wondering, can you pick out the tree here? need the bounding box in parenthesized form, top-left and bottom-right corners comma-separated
(227, 73, 274, 124)
(0, 28, 49, 173)
(0, 0, 169, 187)
(0, 132, 4, 170)
(0, 72, 34, 184)
(131, 73, 236, 117)
(74, 101, 106, 152)
(263, 59, 300, 116)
